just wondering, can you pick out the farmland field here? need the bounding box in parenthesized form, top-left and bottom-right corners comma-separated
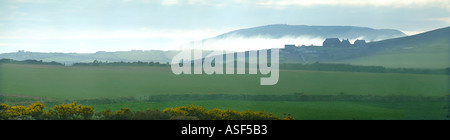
(0, 63, 449, 120)
(0, 64, 448, 98)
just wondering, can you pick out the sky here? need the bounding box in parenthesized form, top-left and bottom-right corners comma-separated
(0, 0, 449, 53)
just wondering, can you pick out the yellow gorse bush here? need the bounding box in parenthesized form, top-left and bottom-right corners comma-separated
(51, 102, 94, 120)
(27, 102, 46, 117)
(3, 106, 28, 118)
(0, 104, 9, 111)
(0, 102, 94, 120)
(0, 102, 294, 120)
(163, 104, 294, 120)
(0, 102, 45, 120)
(114, 108, 133, 120)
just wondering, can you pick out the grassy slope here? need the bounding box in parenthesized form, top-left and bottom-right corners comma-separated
(337, 27, 450, 68)
(338, 38, 449, 68)
(0, 64, 448, 99)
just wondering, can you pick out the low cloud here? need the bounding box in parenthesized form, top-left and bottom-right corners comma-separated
(178, 36, 323, 52)
(427, 17, 450, 24)
(154, 0, 449, 8)
(176, 34, 379, 52)
(0, 28, 222, 41)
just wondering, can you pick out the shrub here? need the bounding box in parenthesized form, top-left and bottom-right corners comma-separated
(163, 108, 188, 116)
(1, 102, 293, 120)
(96, 109, 114, 120)
(0, 102, 46, 120)
(0, 104, 9, 111)
(114, 108, 133, 120)
(164, 105, 291, 120)
(169, 116, 200, 120)
(27, 102, 46, 119)
(2, 105, 29, 120)
(51, 102, 94, 120)
(282, 114, 295, 120)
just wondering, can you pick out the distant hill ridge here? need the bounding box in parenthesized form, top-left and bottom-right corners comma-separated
(212, 24, 406, 41)
(1, 25, 448, 68)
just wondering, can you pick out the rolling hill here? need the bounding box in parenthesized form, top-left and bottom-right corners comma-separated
(212, 24, 406, 41)
(278, 26, 450, 69)
(335, 26, 450, 68)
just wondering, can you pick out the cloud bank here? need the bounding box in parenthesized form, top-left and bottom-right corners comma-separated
(176, 35, 370, 52)
(156, 0, 449, 8)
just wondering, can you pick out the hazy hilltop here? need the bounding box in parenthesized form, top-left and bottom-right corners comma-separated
(212, 24, 406, 41)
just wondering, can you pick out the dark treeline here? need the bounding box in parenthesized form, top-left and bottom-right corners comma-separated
(281, 62, 386, 73)
(72, 60, 170, 66)
(0, 58, 64, 66)
(2, 58, 449, 75)
(17, 94, 448, 106)
(146, 93, 447, 102)
(280, 62, 450, 75)
(3, 93, 446, 108)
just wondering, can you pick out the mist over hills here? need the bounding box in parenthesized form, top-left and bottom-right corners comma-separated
(212, 24, 406, 41)
(0, 50, 181, 66)
(0, 25, 448, 68)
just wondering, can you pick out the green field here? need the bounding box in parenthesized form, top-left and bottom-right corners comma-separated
(0, 64, 449, 119)
(0, 64, 448, 98)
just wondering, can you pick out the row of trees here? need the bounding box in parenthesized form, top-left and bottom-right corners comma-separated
(0, 58, 63, 66)
(281, 62, 386, 73)
(281, 62, 450, 75)
(2, 58, 448, 75)
(72, 60, 170, 66)
(0, 102, 294, 120)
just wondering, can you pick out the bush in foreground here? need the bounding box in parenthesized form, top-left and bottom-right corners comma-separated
(0, 102, 94, 120)
(0, 102, 294, 120)
(163, 104, 293, 120)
